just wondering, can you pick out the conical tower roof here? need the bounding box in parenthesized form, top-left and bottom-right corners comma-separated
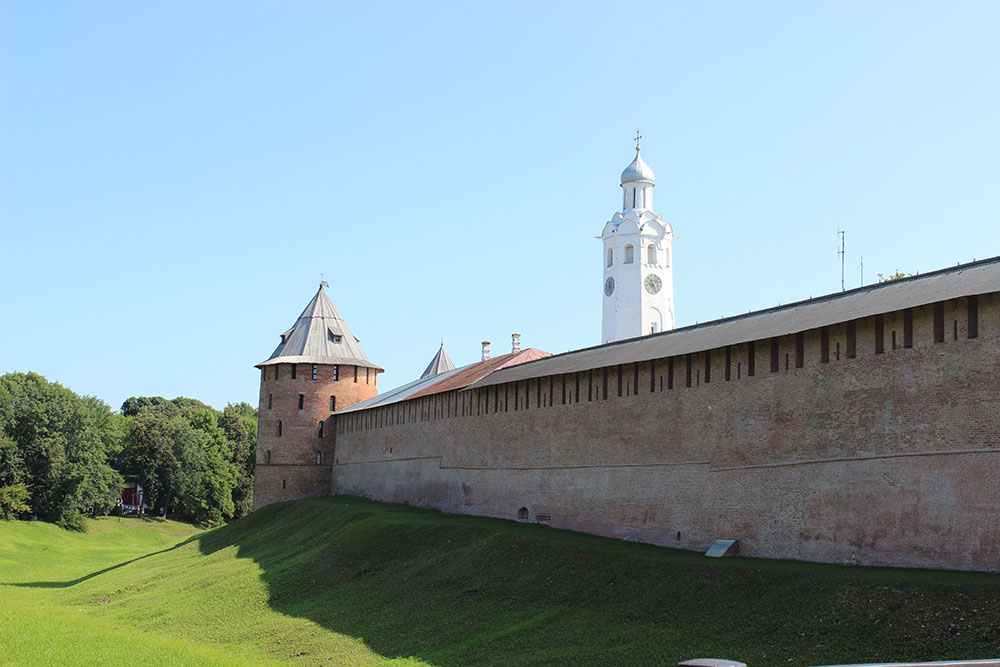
(419, 343, 456, 379)
(257, 284, 382, 371)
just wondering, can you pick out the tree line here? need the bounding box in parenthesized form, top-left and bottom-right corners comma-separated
(0, 371, 256, 529)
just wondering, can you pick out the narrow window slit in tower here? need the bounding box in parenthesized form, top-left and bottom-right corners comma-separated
(685, 354, 692, 388)
(668, 357, 674, 389)
(796, 332, 805, 368)
(312, 364, 318, 380)
(725, 347, 731, 381)
(602, 368, 609, 400)
(903, 309, 913, 348)
(704, 350, 711, 383)
(291, 365, 297, 379)
(633, 362, 639, 395)
(784, 352, 789, 371)
(820, 328, 829, 364)
(748, 342, 755, 377)
(650, 359, 657, 392)
(298, 394, 304, 409)
(617, 365, 623, 397)
(770, 339, 779, 373)
(891, 330, 897, 350)
(330, 396, 335, 411)
(953, 320, 958, 340)
(318, 422, 324, 438)
(268, 394, 272, 409)
(875, 315, 885, 354)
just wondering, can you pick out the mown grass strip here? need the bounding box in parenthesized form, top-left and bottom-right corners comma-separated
(2, 498, 998, 666)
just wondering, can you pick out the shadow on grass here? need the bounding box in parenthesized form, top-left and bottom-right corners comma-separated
(187, 496, 1000, 667)
(13, 535, 202, 588)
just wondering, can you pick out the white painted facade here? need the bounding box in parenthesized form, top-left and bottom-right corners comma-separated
(601, 147, 675, 344)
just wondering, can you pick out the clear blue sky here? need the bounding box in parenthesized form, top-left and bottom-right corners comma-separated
(2, 1, 997, 411)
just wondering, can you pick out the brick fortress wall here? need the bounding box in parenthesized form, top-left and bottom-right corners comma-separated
(254, 362, 377, 509)
(331, 294, 999, 571)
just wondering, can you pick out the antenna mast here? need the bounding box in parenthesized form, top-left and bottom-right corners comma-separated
(837, 229, 846, 292)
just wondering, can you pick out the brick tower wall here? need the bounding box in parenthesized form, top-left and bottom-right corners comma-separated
(253, 362, 378, 509)
(332, 294, 1000, 572)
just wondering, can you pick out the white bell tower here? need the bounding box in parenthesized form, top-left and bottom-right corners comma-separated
(601, 138, 675, 343)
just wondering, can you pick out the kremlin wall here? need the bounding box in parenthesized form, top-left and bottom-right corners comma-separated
(253, 148, 1000, 572)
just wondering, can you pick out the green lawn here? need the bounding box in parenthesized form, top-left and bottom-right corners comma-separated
(1, 497, 998, 666)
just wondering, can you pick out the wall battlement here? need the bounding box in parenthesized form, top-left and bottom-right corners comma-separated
(331, 290, 999, 571)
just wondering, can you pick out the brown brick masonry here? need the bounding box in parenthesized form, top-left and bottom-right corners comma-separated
(325, 295, 998, 571)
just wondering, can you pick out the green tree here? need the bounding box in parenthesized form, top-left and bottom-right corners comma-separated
(0, 372, 122, 525)
(220, 402, 257, 518)
(0, 482, 31, 520)
(184, 408, 236, 524)
(122, 406, 204, 519)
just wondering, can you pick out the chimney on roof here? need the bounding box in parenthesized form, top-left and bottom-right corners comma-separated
(481, 340, 491, 362)
(511, 333, 521, 354)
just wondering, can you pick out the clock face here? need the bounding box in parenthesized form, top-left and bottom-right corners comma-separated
(644, 274, 663, 294)
(604, 276, 615, 296)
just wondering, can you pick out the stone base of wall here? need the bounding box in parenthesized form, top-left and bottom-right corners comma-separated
(252, 464, 331, 510)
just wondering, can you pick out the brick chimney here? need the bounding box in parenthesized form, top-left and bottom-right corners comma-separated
(481, 340, 491, 362)
(511, 333, 521, 354)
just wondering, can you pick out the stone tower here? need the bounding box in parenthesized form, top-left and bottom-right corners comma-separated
(253, 283, 382, 510)
(601, 143, 675, 343)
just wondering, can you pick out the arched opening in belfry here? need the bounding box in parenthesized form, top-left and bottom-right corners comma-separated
(647, 243, 656, 265)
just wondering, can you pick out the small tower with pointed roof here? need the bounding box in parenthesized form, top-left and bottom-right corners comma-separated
(601, 140, 675, 343)
(420, 343, 456, 379)
(253, 283, 382, 510)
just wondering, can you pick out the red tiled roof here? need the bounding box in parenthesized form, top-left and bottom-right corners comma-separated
(407, 348, 550, 399)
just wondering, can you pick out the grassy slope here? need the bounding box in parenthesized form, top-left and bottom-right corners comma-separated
(2, 498, 999, 666)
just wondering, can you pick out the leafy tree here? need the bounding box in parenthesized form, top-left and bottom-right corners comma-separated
(184, 408, 236, 524)
(0, 372, 121, 525)
(120, 395, 177, 418)
(120, 399, 241, 525)
(220, 402, 257, 518)
(0, 482, 30, 520)
(122, 406, 204, 519)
